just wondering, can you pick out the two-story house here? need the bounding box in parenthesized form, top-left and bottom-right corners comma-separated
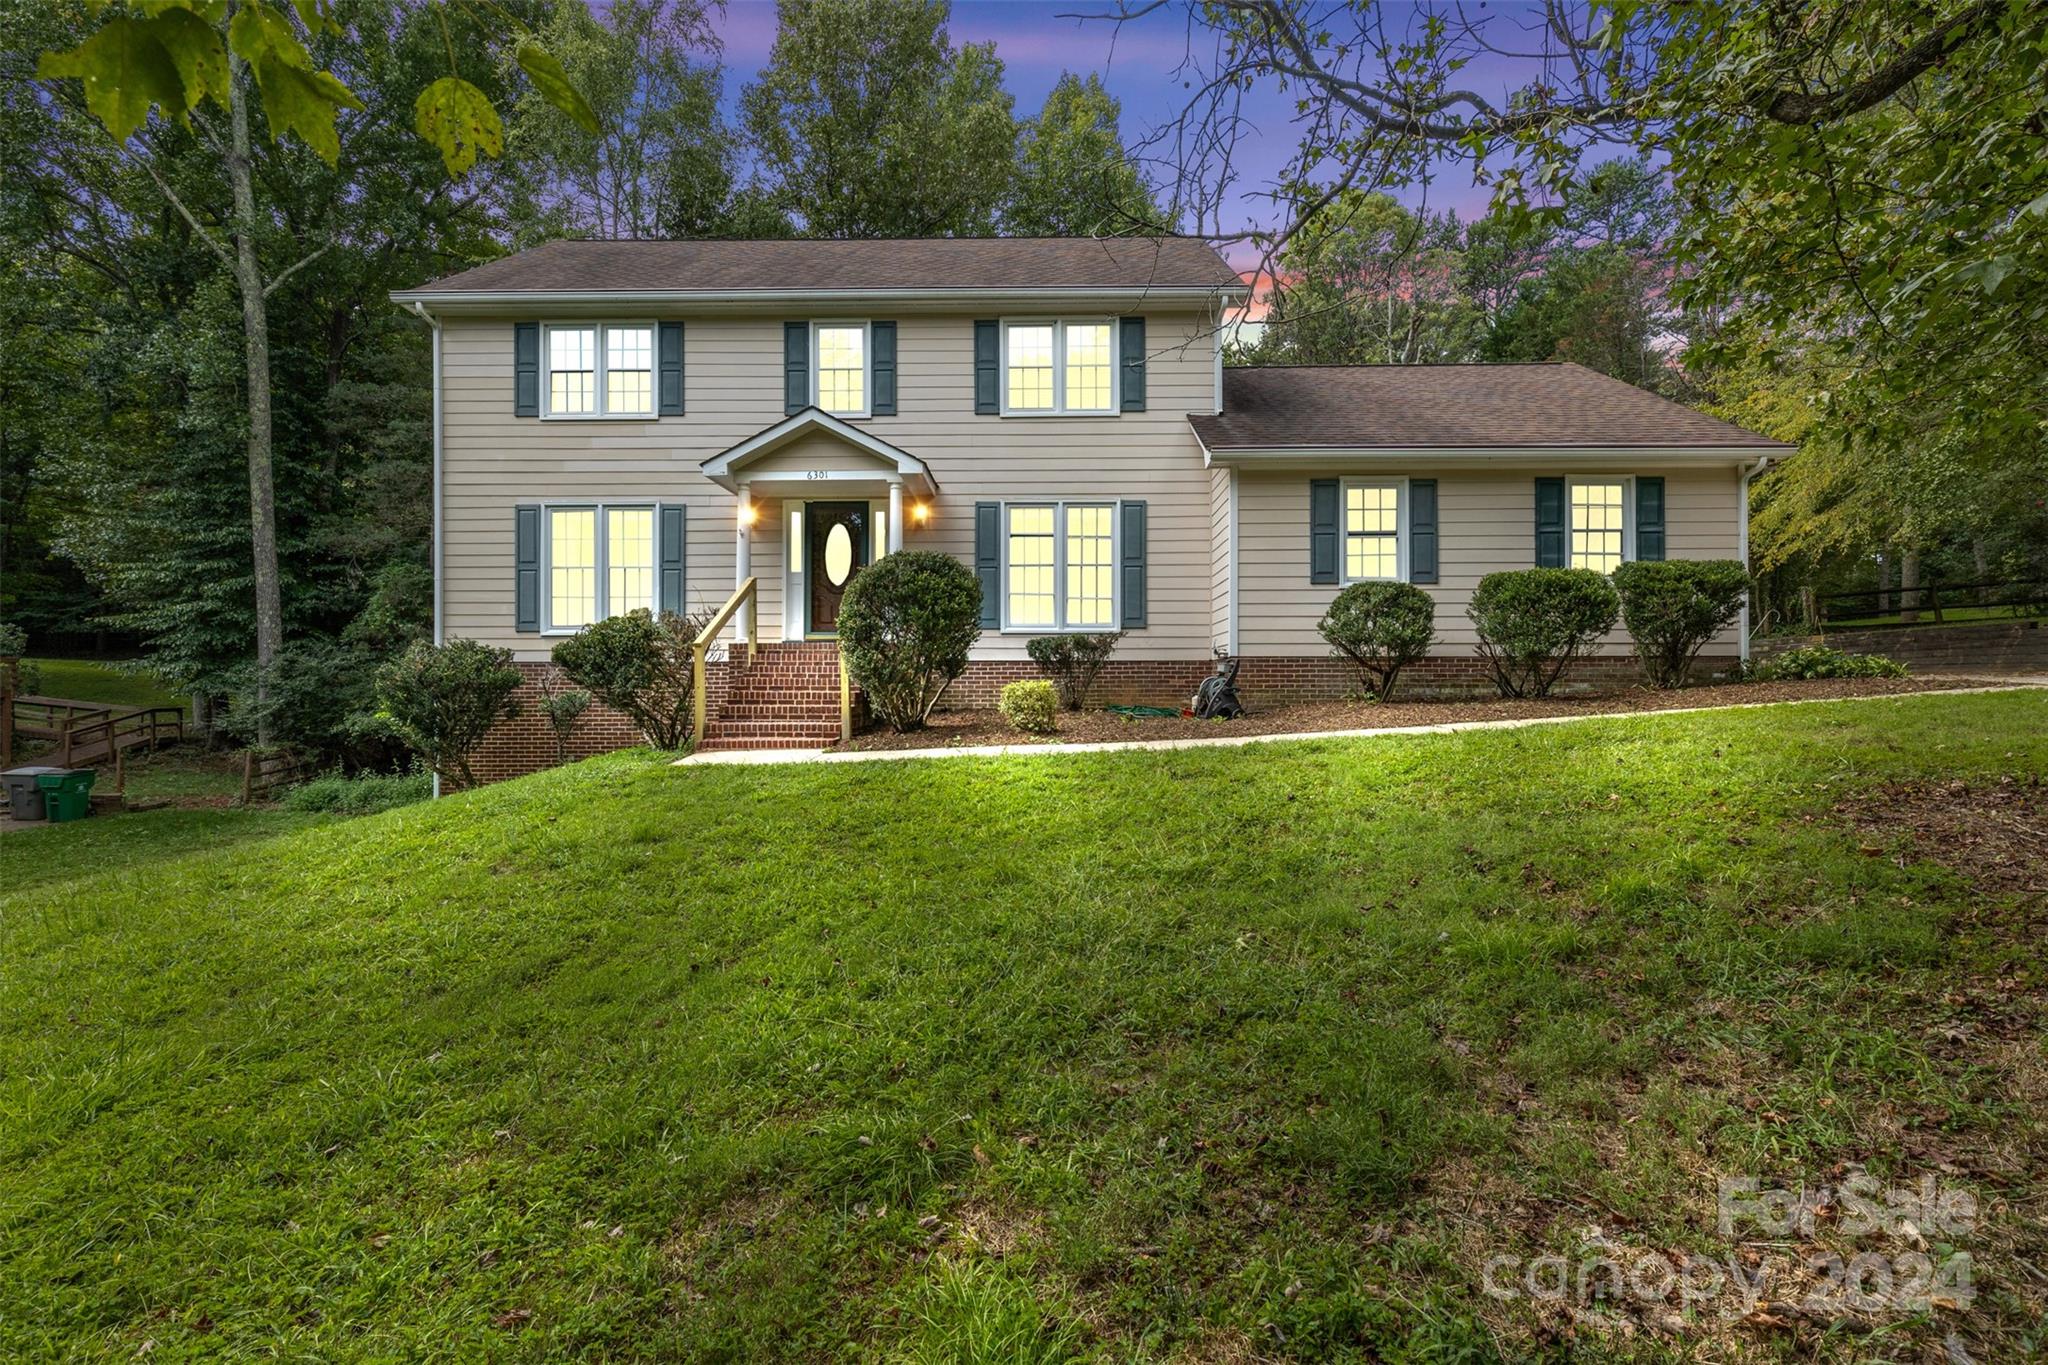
(390, 236, 1785, 776)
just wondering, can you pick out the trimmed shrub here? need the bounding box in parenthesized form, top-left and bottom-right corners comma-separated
(551, 608, 712, 751)
(1316, 581, 1437, 702)
(1026, 632, 1121, 710)
(998, 679, 1058, 734)
(837, 551, 983, 732)
(1467, 568, 1621, 698)
(374, 638, 522, 789)
(281, 770, 431, 815)
(1612, 559, 1752, 689)
(1748, 645, 1909, 681)
(535, 667, 591, 765)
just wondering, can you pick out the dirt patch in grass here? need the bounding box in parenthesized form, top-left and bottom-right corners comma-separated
(1838, 774, 2048, 902)
(834, 675, 1995, 752)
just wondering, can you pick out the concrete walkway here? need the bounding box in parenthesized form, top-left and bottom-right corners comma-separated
(678, 678, 2048, 770)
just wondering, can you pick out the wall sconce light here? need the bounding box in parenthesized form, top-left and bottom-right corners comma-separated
(738, 501, 759, 527)
(912, 501, 930, 523)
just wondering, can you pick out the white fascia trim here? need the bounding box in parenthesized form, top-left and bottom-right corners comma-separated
(387, 286, 1250, 312)
(1197, 444, 1788, 466)
(700, 408, 938, 489)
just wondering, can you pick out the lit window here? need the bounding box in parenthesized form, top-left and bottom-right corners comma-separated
(1570, 480, 1627, 573)
(1004, 501, 1118, 629)
(1006, 325, 1055, 412)
(815, 323, 868, 415)
(1345, 483, 1401, 581)
(546, 503, 657, 631)
(545, 323, 656, 417)
(1003, 320, 1118, 414)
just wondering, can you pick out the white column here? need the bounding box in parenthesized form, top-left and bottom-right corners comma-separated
(888, 481, 904, 553)
(736, 483, 753, 637)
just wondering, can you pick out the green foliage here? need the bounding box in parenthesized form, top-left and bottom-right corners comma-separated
(412, 75, 500, 175)
(1749, 646, 1909, 682)
(996, 679, 1058, 735)
(1611, 559, 1751, 689)
(1024, 632, 1120, 710)
(1468, 568, 1621, 698)
(280, 769, 430, 815)
(535, 667, 592, 766)
(836, 551, 982, 732)
(740, 0, 1017, 237)
(0, 623, 26, 658)
(550, 610, 710, 752)
(373, 638, 522, 789)
(1317, 581, 1438, 702)
(1006, 73, 1160, 236)
(891, 1258, 1086, 1365)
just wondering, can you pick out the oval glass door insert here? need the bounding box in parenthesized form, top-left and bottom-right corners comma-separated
(823, 522, 854, 587)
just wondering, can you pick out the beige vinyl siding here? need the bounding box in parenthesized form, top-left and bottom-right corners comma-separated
(1208, 465, 1234, 652)
(1236, 466, 1744, 656)
(439, 313, 1218, 660)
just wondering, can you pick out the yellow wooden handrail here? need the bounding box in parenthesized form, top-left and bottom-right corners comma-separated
(837, 641, 852, 743)
(690, 577, 759, 742)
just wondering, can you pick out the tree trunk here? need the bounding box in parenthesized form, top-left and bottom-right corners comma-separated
(1971, 538, 1990, 603)
(226, 47, 284, 747)
(1875, 550, 1891, 616)
(1900, 549, 1921, 623)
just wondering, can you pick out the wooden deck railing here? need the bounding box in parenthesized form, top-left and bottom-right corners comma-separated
(690, 577, 759, 743)
(11, 696, 184, 767)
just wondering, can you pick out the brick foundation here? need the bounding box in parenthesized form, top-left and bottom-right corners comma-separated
(1756, 620, 2045, 675)
(470, 651, 1738, 782)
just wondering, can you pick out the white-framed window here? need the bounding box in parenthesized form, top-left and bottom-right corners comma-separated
(544, 323, 655, 418)
(1568, 477, 1632, 573)
(1343, 478, 1406, 582)
(812, 321, 870, 417)
(544, 503, 657, 632)
(1002, 500, 1118, 630)
(1001, 319, 1117, 415)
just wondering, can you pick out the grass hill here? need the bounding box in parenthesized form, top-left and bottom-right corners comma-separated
(3, 691, 2043, 1361)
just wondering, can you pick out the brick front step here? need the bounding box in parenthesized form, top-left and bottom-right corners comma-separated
(701, 637, 854, 750)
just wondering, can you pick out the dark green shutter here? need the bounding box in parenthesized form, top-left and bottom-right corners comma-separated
(1120, 500, 1147, 628)
(1635, 476, 1665, 561)
(784, 322, 808, 414)
(1309, 478, 1340, 584)
(514, 323, 540, 417)
(659, 323, 684, 413)
(973, 320, 999, 414)
(871, 321, 897, 416)
(1119, 316, 1146, 412)
(658, 503, 686, 613)
(1409, 478, 1439, 584)
(515, 504, 541, 631)
(974, 501, 1001, 627)
(1534, 477, 1566, 567)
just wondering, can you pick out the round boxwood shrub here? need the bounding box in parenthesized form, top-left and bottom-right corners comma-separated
(998, 679, 1058, 734)
(1316, 581, 1438, 702)
(1612, 559, 1751, 689)
(374, 638, 523, 789)
(1467, 568, 1621, 698)
(837, 551, 983, 731)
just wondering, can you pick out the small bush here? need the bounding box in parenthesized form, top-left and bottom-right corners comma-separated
(1612, 559, 1750, 689)
(837, 551, 983, 731)
(1317, 582, 1437, 702)
(374, 638, 522, 789)
(1749, 645, 1910, 681)
(281, 770, 431, 815)
(551, 609, 712, 750)
(0, 625, 45, 696)
(1467, 568, 1621, 698)
(1026, 632, 1121, 709)
(535, 667, 591, 765)
(998, 679, 1058, 734)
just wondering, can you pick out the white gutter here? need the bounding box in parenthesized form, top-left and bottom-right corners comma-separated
(387, 285, 1249, 312)
(1194, 443, 1789, 466)
(1738, 453, 1773, 666)
(408, 300, 445, 799)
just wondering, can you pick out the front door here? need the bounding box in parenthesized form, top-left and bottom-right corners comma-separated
(806, 501, 869, 635)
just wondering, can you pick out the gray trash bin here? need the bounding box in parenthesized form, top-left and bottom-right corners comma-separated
(3, 766, 65, 821)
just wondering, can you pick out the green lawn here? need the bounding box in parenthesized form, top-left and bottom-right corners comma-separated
(2, 692, 2043, 1361)
(21, 657, 187, 713)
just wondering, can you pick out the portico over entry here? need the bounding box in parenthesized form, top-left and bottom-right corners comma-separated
(700, 408, 940, 638)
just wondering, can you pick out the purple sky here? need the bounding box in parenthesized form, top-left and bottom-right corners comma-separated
(708, 0, 1545, 260)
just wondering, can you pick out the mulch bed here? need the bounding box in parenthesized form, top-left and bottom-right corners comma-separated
(833, 674, 2003, 753)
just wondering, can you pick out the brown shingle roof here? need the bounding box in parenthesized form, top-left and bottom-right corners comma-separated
(399, 237, 1246, 295)
(1191, 364, 1787, 450)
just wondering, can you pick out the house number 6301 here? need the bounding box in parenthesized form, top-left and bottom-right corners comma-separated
(805, 469, 831, 480)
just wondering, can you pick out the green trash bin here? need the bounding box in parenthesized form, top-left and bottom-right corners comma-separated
(37, 770, 96, 823)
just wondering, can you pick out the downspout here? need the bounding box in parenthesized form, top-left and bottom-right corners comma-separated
(1738, 454, 1772, 667)
(408, 300, 445, 797)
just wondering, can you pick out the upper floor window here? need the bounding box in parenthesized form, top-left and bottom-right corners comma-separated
(546, 504, 655, 631)
(545, 323, 653, 418)
(1569, 478, 1630, 573)
(1003, 319, 1116, 415)
(1004, 501, 1117, 629)
(813, 322, 869, 417)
